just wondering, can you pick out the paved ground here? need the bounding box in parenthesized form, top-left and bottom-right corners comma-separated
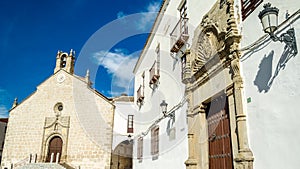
(18, 163, 66, 169)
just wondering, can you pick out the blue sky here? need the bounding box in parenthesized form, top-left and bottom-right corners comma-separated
(0, 0, 162, 117)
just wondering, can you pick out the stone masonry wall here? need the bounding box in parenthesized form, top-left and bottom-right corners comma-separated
(1, 70, 114, 169)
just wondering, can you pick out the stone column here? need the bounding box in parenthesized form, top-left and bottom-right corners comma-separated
(185, 133, 198, 169)
(56, 153, 60, 163)
(185, 92, 199, 169)
(33, 154, 37, 163)
(230, 56, 254, 168)
(54, 51, 62, 73)
(29, 154, 32, 163)
(50, 153, 54, 163)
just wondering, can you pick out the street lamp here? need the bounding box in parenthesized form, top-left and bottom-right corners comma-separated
(258, 3, 297, 54)
(258, 3, 279, 35)
(160, 100, 168, 116)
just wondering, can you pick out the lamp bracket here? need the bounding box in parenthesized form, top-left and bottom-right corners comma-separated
(164, 111, 175, 119)
(271, 28, 298, 54)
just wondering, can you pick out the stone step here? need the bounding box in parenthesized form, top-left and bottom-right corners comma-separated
(17, 163, 66, 169)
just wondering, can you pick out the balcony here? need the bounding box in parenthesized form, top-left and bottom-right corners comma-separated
(137, 85, 144, 103)
(170, 17, 189, 53)
(149, 61, 160, 85)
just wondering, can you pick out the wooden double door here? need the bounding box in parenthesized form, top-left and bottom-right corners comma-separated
(206, 96, 233, 169)
(46, 136, 62, 162)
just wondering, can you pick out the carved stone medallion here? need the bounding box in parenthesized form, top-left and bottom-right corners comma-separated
(193, 30, 221, 72)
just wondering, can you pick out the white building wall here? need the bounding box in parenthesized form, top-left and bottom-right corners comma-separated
(112, 100, 136, 150)
(240, 1, 300, 169)
(133, 0, 218, 169)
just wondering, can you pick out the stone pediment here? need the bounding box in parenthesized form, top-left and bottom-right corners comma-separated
(44, 116, 70, 129)
(189, 0, 240, 76)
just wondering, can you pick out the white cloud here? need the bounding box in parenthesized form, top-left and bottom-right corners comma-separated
(147, 1, 161, 12)
(117, 11, 126, 19)
(136, 1, 161, 31)
(92, 49, 138, 96)
(0, 105, 8, 117)
(116, 1, 161, 31)
(0, 88, 10, 117)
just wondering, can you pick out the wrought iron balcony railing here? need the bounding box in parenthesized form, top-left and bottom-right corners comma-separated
(149, 61, 160, 85)
(170, 17, 189, 53)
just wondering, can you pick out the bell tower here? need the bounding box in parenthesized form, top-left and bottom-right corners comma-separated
(54, 49, 75, 74)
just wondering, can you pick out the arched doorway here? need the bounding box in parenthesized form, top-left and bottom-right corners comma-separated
(111, 140, 133, 169)
(46, 136, 63, 162)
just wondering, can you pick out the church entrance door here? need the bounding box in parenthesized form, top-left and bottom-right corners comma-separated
(206, 96, 233, 169)
(46, 136, 63, 163)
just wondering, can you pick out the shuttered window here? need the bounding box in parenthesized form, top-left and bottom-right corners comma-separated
(127, 115, 134, 133)
(151, 126, 159, 158)
(241, 0, 263, 21)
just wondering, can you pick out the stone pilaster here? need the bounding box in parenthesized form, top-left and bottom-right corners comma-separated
(185, 90, 199, 169)
(230, 53, 254, 169)
(185, 133, 198, 169)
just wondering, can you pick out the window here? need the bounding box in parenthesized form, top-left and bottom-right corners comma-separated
(54, 102, 63, 114)
(149, 44, 161, 87)
(137, 137, 143, 161)
(170, 0, 189, 53)
(60, 54, 67, 68)
(180, 52, 190, 84)
(149, 61, 160, 86)
(156, 43, 160, 74)
(151, 126, 159, 159)
(127, 115, 134, 133)
(241, 0, 263, 21)
(137, 72, 145, 105)
(181, 54, 186, 73)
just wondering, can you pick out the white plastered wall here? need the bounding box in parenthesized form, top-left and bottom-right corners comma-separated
(240, 1, 300, 169)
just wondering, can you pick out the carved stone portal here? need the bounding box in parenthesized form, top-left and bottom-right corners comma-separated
(185, 0, 254, 169)
(41, 116, 70, 163)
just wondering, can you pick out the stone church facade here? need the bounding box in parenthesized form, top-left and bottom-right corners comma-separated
(1, 50, 115, 169)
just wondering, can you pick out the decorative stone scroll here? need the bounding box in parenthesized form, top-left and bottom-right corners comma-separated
(193, 28, 225, 72)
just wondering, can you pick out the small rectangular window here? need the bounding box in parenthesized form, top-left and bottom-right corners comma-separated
(127, 115, 134, 133)
(137, 72, 145, 105)
(151, 126, 159, 159)
(149, 61, 160, 86)
(156, 43, 160, 76)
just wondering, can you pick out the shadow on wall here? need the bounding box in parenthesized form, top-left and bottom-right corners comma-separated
(254, 50, 274, 92)
(254, 42, 297, 93)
